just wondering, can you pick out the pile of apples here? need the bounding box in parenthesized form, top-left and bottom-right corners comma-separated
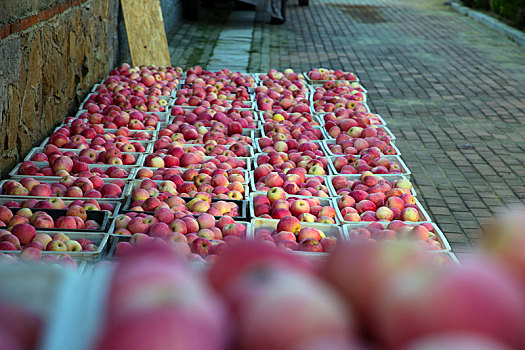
(253, 168, 330, 197)
(253, 216, 338, 252)
(150, 142, 250, 159)
(255, 91, 310, 113)
(312, 85, 366, 112)
(333, 173, 421, 222)
(346, 221, 444, 249)
(176, 83, 251, 101)
(32, 141, 146, 161)
(174, 83, 252, 108)
(323, 119, 390, 143)
(331, 154, 404, 175)
(129, 176, 246, 201)
(23, 146, 139, 168)
(1, 177, 125, 199)
(47, 126, 154, 147)
(1, 198, 117, 215)
(15, 159, 132, 179)
(325, 133, 397, 156)
(257, 136, 324, 154)
(127, 192, 242, 217)
(262, 120, 324, 141)
(172, 96, 251, 111)
(185, 66, 256, 88)
(113, 212, 247, 262)
(134, 166, 246, 183)
(256, 151, 329, 174)
(259, 110, 321, 125)
(170, 106, 258, 129)
(257, 69, 308, 87)
(253, 69, 311, 113)
(66, 107, 166, 132)
(252, 191, 337, 223)
(0, 205, 101, 230)
(144, 152, 248, 170)
(0, 218, 99, 253)
(172, 67, 254, 109)
(306, 67, 358, 82)
(83, 64, 182, 112)
(154, 121, 253, 145)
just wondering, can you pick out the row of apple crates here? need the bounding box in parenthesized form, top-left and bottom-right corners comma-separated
(0, 75, 455, 264)
(83, 71, 368, 114)
(87, 71, 366, 95)
(0, 163, 453, 263)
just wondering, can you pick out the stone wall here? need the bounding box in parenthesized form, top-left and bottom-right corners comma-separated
(0, 0, 120, 178)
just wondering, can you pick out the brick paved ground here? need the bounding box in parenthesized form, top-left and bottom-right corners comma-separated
(168, 0, 525, 254)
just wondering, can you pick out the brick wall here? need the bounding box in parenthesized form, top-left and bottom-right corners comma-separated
(0, 0, 120, 178)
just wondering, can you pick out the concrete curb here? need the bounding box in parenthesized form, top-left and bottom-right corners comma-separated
(206, 11, 255, 72)
(450, 2, 525, 46)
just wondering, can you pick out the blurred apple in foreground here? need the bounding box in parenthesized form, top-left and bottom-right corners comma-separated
(0, 303, 43, 350)
(478, 205, 525, 286)
(373, 256, 525, 349)
(96, 241, 230, 350)
(402, 333, 512, 350)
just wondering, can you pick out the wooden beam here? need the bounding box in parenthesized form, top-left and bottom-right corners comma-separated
(120, 0, 171, 67)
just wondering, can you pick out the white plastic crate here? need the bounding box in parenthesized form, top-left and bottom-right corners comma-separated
(0, 179, 131, 202)
(335, 196, 432, 225)
(250, 218, 347, 258)
(342, 221, 451, 252)
(326, 174, 418, 198)
(321, 139, 401, 157)
(327, 155, 412, 178)
(9, 162, 139, 182)
(248, 192, 341, 224)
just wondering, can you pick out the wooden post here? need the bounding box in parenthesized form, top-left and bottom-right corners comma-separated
(120, 0, 171, 66)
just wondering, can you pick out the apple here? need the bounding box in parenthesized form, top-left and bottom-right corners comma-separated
(191, 237, 212, 257)
(401, 207, 419, 222)
(149, 222, 171, 238)
(0, 241, 17, 250)
(222, 223, 246, 238)
(55, 216, 78, 229)
(19, 247, 42, 261)
(46, 239, 68, 251)
(276, 216, 301, 235)
(127, 217, 149, 234)
(376, 207, 394, 221)
(66, 205, 88, 221)
(298, 227, 325, 241)
(32, 233, 52, 248)
(197, 213, 215, 230)
(52, 233, 70, 242)
(65, 240, 83, 252)
(267, 187, 286, 204)
(0, 206, 13, 223)
(1, 233, 21, 250)
(10, 223, 36, 245)
(289, 199, 310, 217)
(375, 258, 525, 349)
(299, 238, 323, 252)
(227, 262, 352, 350)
